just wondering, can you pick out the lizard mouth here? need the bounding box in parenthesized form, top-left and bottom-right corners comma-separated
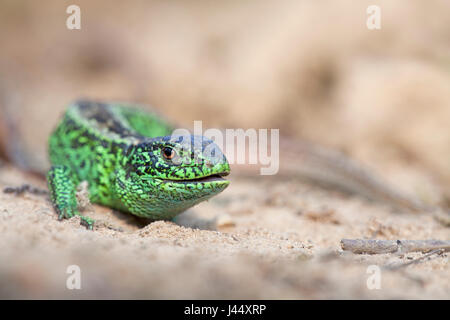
(162, 172, 229, 184)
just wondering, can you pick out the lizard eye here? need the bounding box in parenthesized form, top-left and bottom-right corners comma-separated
(162, 147, 176, 160)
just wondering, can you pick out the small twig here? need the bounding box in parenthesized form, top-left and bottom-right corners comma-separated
(340, 239, 450, 254)
(385, 249, 445, 270)
(3, 184, 48, 196)
(434, 210, 450, 227)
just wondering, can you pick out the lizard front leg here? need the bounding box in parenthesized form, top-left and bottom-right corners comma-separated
(47, 165, 94, 229)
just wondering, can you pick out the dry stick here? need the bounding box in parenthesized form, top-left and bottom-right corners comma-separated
(3, 184, 48, 196)
(340, 239, 450, 254)
(278, 138, 433, 213)
(385, 249, 445, 270)
(232, 136, 433, 213)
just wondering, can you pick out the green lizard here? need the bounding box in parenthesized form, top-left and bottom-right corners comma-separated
(47, 100, 230, 229)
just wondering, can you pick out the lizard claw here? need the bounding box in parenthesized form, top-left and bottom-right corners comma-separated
(80, 216, 95, 230)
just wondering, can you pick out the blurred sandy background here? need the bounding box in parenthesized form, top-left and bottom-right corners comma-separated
(0, 0, 449, 299)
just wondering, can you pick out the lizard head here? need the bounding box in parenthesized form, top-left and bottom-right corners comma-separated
(115, 135, 230, 219)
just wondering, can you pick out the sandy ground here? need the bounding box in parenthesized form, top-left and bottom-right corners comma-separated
(0, 0, 449, 299)
(0, 162, 448, 299)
